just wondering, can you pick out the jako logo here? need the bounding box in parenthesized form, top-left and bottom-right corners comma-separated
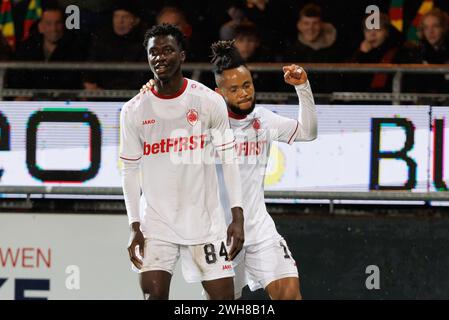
(142, 119, 156, 125)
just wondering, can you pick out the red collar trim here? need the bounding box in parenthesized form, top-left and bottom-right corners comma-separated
(150, 78, 188, 99)
(228, 109, 247, 120)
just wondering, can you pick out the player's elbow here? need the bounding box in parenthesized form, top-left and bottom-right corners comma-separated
(307, 131, 318, 141)
(300, 136, 316, 142)
(308, 125, 318, 140)
(300, 130, 317, 142)
(121, 158, 141, 171)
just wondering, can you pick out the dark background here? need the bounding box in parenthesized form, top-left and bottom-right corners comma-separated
(28, 0, 449, 61)
(240, 203, 449, 299)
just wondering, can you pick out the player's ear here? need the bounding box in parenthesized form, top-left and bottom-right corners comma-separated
(180, 50, 186, 63)
(215, 87, 223, 96)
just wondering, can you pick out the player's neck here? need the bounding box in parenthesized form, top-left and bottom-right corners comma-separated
(155, 74, 185, 96)
(228, 108, 247, 120)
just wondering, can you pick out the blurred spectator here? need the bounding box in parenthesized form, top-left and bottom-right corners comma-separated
(245, 0, 284, 48)
(156, 6, 205, 62)
(83, 1, 147, 91)
(219, 0, 286, 51)
(234, 22, 271, 62)
(201, 21, 276, 94)
(411, 8, 449, 93)
(233, 22, 275, 92)
(7, 6, 87, 98)
(352, 14, 400, 62)
(418, 8, 449, 64)
(156, 6, 192, 38)
(0, 34, 11, 60)
(283, 3, 340, 63)
(219, 1, 251, 41)
(349, 13, 409, 92)
(280, 3, 341, 93)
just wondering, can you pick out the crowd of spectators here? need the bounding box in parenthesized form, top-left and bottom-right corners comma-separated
(0, 0, 448, 96)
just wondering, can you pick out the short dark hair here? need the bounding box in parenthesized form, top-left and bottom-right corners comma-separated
(234, 22, 260, 40)
(156, 6, 188, 24)
(112, 0, 140, 17)
(299, 3, 322, 20)
(41, 6, 65, 18)
(210, 40, 246, 75)
(143, 24, 186, 51)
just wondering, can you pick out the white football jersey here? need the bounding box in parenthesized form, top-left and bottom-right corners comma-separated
(219, 81, 317, 246)
(120, 78, 236, 245)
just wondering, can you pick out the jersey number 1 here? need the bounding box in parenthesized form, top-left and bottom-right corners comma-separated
(280, 242, 291, 259)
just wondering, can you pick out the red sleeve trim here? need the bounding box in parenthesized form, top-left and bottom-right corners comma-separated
(287, 121, 300, 144)
(120, 156, 142, 161)
(216, 138, 236, 149)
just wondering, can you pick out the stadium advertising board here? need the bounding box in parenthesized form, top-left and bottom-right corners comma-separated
(0, 213, 203, 300)
(1, 101, 447, 192)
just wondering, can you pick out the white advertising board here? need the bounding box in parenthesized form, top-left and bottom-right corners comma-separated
(0, 213, 203, 300)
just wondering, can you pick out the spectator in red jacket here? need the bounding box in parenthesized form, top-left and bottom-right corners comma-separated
(349, 13, 406, 92)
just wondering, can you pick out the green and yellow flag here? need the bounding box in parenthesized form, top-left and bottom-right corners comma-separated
(389, 0, 405, 32)
(389, 0, 434, 42)
(407, 0, 433, 42)
(0, 0, 15, 50)
(23, 0, 42, 41)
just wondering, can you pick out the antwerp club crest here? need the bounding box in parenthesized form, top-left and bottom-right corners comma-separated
(252, 118, 261, 131)
(186, 109, 199, 126)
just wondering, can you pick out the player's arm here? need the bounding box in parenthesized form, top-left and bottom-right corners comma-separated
(286, 65, 318, 142)
(222, 163, 244, 260)
(210, 96, 244, 260)
(267, 65, 318, 144)
(120, 102, 144, 269)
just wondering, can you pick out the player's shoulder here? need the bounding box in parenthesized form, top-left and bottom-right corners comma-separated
(254, 106, 276, 118)
(253, 107, 283, 127)
(122, 92, 145, 113)
(187, 78, 225, 105)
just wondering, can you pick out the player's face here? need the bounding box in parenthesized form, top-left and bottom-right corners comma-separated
(147, 35, 185, 82)
(216, 66, 256, 116)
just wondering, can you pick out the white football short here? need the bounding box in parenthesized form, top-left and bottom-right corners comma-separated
(233, 236, 299, 298)
(137, 237, 235, 283)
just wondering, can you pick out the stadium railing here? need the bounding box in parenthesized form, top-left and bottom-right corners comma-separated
(2, 185, 449, 200)
(1, 186, 449, 210)
(1, 62, 449, 104)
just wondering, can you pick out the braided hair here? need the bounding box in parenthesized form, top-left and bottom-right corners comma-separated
(210, 40, 246, 75)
